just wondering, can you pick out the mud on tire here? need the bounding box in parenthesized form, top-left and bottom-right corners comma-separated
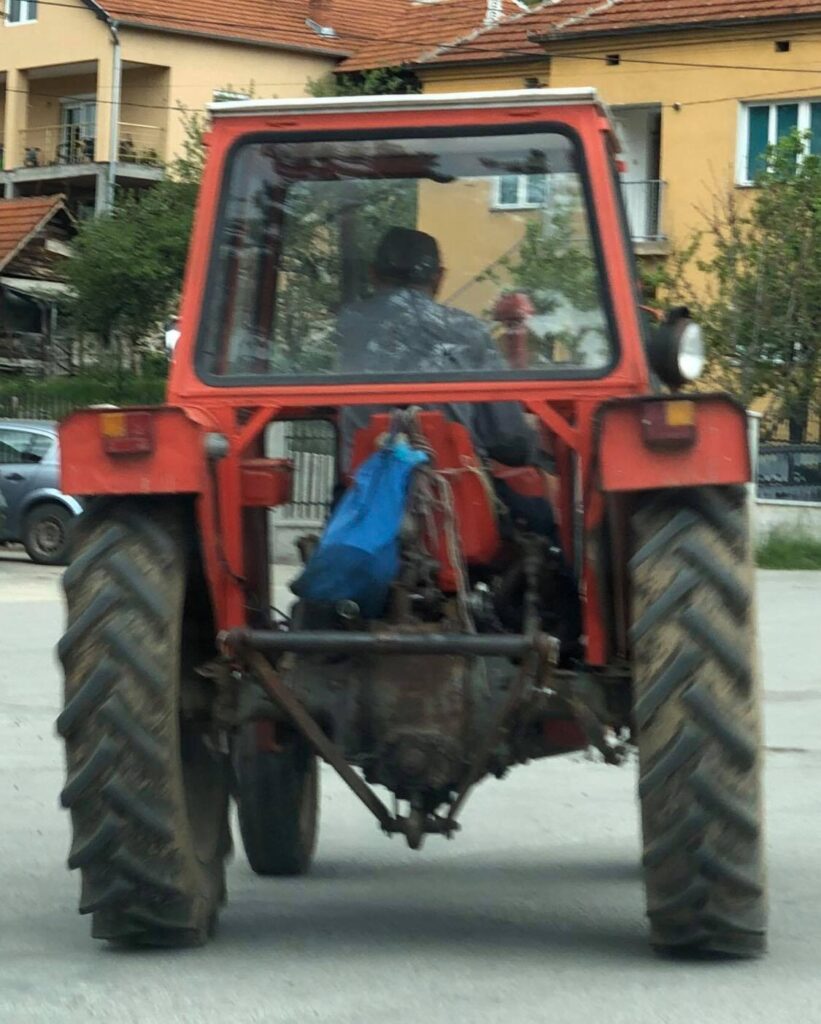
(57, 499, 231, 947)
(629, 485, 766, 957)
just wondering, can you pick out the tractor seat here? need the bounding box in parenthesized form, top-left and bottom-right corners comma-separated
(348, 411, 502, 591)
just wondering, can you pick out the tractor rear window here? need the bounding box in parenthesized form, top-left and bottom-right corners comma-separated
(197, 130, 614, 381)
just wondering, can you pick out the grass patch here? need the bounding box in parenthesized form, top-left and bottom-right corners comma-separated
(756, 528, 821, 569)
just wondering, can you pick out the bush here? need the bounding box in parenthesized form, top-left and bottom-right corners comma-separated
(756, 528, 821, 570)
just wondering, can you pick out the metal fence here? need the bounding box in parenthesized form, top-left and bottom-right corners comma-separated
(279, 420, 336, 522)
(0, 394, 75, 421)
(757, 444, 821, 502)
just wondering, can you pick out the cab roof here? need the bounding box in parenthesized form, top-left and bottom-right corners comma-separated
(208, 86, 607, 120)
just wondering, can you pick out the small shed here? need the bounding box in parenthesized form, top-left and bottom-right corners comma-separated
(0, 195, 76, 374)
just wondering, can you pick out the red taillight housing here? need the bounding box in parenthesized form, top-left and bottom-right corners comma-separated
(99, 411, 155, 455)
(640, 400, 697, 449)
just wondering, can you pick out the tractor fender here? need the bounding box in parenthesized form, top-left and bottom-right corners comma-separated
(595, 393, 751, 493)
(60, 406, 207, 497)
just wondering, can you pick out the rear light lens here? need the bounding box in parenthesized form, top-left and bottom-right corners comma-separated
(99, 411, 154, 455)
(641, 400, 697, 448)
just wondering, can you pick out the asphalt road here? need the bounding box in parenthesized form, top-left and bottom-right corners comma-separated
(1, 547, 820, 1024)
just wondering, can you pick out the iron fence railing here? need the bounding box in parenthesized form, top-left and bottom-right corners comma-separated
(0, 393, 74, 421)
(280, 420, 336, 522)
(757, 444, 821, 502)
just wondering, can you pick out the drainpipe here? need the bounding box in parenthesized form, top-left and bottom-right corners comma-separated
(105, 20, 122, 213)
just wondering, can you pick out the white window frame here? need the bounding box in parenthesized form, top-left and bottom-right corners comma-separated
(492, 174, 549, 210)
(737, 98, 821, 185)
(5, 0, 38, 25)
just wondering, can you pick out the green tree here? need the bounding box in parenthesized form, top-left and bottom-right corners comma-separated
(308, 67, 420, 98)
(693, 131, 821, 441)
(479, 181, 609, 365)
(66, 177, 196, 368)
(66, 107, 205, 370)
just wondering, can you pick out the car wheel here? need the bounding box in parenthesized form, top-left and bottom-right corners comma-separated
(23, 503, 74, 565)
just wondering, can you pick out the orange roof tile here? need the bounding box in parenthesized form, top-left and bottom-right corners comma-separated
(0, 196, 67, 271)
(533, 0, 821, 41)
(338, 0, 537, 72)
(420, 0, 821, 67)
(91, 0, 410, 56)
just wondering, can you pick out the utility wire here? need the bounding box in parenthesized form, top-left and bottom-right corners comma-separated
(9, 0, 821, 77)
(2, 1, 821, 115)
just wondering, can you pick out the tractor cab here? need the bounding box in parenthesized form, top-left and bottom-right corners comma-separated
(57, 91, 765, 957)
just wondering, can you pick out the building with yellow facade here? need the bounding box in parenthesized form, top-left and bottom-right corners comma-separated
(343, 0, 821, 269)
(0, 0, 411, 215)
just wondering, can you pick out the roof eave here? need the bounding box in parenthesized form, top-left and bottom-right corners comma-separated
(115, 17, 351, 57)
(533, 11, 821, 45)
(416, 51, 547, 70)
(79, 0, 113, 25)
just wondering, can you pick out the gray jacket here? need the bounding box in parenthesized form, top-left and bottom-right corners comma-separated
(336, 288, 535, 468)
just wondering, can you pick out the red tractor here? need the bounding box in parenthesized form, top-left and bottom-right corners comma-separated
(57, 89, 765, 956)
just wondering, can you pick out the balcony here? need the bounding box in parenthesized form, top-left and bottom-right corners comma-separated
(16, 122, 164, 170)
(620, 179, 667, 252)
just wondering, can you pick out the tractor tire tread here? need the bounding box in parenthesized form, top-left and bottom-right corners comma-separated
(630, 486, 765, 958)
(59, 498, 229, 948)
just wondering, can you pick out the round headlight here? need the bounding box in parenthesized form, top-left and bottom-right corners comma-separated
(676, 320, 705, 382)
(646, 312, 706, 389)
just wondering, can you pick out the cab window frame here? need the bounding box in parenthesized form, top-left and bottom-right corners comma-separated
(194, 121, 621, 388)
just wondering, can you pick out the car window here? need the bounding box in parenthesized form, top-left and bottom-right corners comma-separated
(0, 427, 51, 465)
(28, 432, 54, 462)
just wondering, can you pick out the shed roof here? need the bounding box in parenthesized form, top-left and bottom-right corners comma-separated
(0, 196, 70, 274)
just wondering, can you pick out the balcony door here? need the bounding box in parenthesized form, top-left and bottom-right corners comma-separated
(60, 97, 96, 164)
(615, 105, 662, 242)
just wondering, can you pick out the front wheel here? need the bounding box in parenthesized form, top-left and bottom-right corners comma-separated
(630, 486, 766, 957)
(234, 722, 319, 876)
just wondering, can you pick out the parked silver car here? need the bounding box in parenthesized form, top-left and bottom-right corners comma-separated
(0, 419, 82, 564)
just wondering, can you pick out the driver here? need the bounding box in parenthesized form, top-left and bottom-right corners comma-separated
(336, 226, 537, 470)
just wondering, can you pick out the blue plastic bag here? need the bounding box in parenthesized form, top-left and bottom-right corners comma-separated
(292, 439, 428, 617)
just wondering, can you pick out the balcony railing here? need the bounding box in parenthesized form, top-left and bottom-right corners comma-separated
(116, 122, 164, 166)
(18, 125, 95, 168)
(15, 121, 164, 170)
(620, 179, 666, 243)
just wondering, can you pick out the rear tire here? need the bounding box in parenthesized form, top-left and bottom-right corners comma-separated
(57, 499, 231, 947)
(235, 723, 318, 876)
(24, 502, 72, 565)
(629, 486, 766, 957)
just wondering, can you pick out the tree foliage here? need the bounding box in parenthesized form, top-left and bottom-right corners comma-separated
(308, 67, 420, 98)
(65, 107, 204, 362)
(66, 178, 197, 350)
(479, 180, 610, 366)
(691, 131, 821, 441)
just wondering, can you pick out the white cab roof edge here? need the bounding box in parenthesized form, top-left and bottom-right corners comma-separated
(208, 87, 603, 118)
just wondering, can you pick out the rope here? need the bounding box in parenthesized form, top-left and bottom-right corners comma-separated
(395, 408, 476, 634)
